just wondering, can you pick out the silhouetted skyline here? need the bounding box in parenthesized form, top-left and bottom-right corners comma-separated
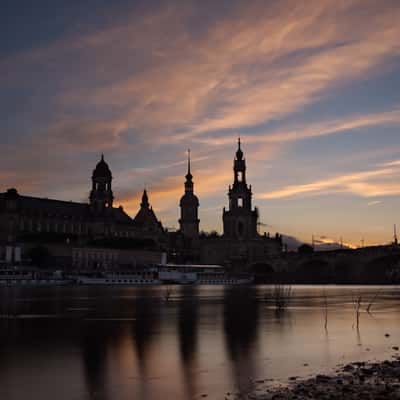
(2, 0, 400, 247)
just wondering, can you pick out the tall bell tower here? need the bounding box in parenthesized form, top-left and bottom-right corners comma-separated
(223, 138, 258, 239)
(89, 154, 114, 213)
(179, 149, 199, 239)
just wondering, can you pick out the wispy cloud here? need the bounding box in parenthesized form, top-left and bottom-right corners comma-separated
(1, 0, 400, 243)
(193, 108, 400, 147)
(259, 166, 400, 199)
(367, 200, 382, 206)
(2, 0, 400, 151)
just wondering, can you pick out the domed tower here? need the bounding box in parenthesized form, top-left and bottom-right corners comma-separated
(179, 149, 199, 239)
(89, 154, 114, 212)
(223, 138, 258, 239)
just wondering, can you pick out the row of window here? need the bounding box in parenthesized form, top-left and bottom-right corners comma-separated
(15, 219, 134, 238)
(73, 252, 118, 261)
(18, 219, 88, 234)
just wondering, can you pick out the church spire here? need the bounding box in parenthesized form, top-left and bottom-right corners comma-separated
(223, 138, 258, 239)
(141, 189, 149, 209)
(179, 148, 200, 240)
(186, 149, 192, 181)
(236, 136, 243, 160)
(184, 149, 194, 194)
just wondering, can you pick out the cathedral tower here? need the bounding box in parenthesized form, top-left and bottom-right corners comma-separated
(89, 154, 114, 213)
(179, 150, 199, 239)
(223, 138, 258, 239)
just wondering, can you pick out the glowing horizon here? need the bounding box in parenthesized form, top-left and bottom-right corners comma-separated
(1, 0, 400, 249)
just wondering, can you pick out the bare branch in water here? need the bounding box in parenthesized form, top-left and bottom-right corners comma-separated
(265, 285, 292, 311)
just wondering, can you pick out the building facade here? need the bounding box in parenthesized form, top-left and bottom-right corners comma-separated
(1, 142, 282, 270)
(0, 155, 165, 268)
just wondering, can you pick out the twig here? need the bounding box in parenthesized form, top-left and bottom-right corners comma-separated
(323, 290, 328, 331)
(366, 292, 379, 314)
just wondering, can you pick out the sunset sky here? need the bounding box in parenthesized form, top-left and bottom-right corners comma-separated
(2, 0, 400, 248)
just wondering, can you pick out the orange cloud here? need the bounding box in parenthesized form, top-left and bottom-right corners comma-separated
(259, 166, 400, 199)
(3, 0, 399, 149)
(117, 158, 234, 228)
(193, 108, 400, 147)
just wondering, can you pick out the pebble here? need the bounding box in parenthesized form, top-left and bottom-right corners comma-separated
(255, 359, 400, 400)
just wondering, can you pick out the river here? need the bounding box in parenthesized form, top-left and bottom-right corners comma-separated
(0, 285, 399, 399)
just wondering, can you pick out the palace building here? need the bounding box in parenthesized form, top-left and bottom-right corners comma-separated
(0, 141, 282, 269)
(0, 155, 165, 267)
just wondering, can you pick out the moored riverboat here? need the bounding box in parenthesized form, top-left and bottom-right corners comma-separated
(157, 263, 254, 285)
(0, 267, 73, 286)
(73, 268, 161, 285)
(73, 264, 253, 285)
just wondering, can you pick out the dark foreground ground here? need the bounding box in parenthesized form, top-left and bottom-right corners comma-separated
(255, 355, 400, 400)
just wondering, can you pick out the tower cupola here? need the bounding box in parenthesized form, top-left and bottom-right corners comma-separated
(236, 137, 244, 160)
(89, 154, 114, 212)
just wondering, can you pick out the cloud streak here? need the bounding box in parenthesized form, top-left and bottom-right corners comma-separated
(259, 165, 400, 199)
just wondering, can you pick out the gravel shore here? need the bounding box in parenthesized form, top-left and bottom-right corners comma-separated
(257, 356, 400, 400)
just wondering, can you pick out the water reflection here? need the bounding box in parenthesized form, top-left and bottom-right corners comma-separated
(81, 327, 109, 400)
(131, 289, 160, 370)
(178, 286, 199, 399)
(0, 286, 399, 400)
(223, 286, 259, 396)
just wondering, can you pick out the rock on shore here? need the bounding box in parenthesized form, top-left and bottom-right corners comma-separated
(258, 357, 400, 400)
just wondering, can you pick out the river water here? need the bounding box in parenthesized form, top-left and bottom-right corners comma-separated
(0, 285, 399, 400)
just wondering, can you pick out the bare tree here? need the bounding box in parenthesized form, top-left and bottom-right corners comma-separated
(353, 293, 362, 329)
(266, 285, 292, 311)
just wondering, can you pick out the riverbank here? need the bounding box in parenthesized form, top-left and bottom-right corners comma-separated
(257, 355, 400, 400)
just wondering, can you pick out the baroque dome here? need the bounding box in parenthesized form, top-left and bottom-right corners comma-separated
(93, 154, 112, 179)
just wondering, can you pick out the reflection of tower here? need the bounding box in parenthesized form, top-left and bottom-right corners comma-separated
(131, 290, 159, 365)
(89, 154, 114, 213)
(179, 150, 200, 240)
(130, 288, 161, 398)
(223, 286, 260, 396)
(81, 327, 109, 398)
(223, 139, 258, 239)
(178, 286, 199, 400)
